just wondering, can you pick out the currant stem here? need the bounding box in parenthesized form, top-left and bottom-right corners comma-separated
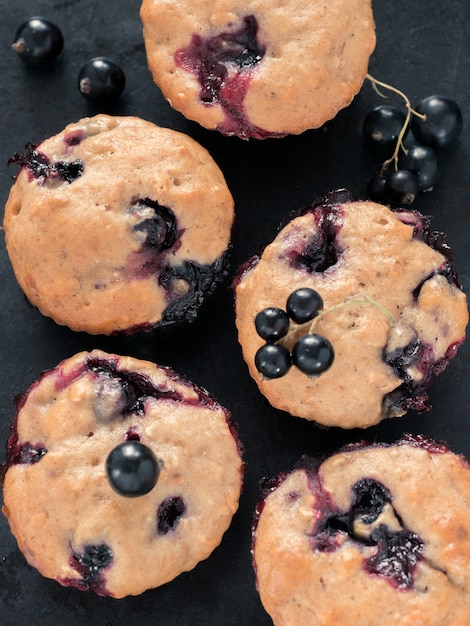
(365, 73, 426, 175)
(282, 294, 395, 345)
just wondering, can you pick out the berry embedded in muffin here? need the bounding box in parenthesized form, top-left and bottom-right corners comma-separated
(3, 114, 234, 335)
(140, 0, 376, 139)
(1, 350, 243, 598)
(234, 190, 468, 428)
(252, 435, 470, 625)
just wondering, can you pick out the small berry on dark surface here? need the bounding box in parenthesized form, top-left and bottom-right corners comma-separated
(292, 334, 334, 376)
(255, 343, 291, 379)
(384, 169, 420, 205)
(399, 144, 439, 191)
(367, 173, 388, 203)
(286, 288, 323, 324)
(78, 57, 126, 104)
(254, 307, 290, 342)
(363, 105, 407, 154)
(412, 95, 463, 150)
(106, 441, 160, 497)
(12, 16, 64, 67)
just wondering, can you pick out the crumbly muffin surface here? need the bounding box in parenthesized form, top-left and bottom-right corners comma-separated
(253, 437, 470, 625)
(234, 194, 468, 428)
(2, 350, 243, 598)
(4, 114, 234, 334)
(140, 0, 376, 138)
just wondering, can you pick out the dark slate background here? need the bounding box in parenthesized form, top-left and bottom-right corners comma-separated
(0, 1, 469, 624)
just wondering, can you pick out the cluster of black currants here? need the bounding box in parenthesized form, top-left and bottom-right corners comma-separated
(12, 16, 126, 104)
(363, 76, 463, 206)
(254, 288, 334, 379)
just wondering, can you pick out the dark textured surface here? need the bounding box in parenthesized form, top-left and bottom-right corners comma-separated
(0, 1, 469, 624)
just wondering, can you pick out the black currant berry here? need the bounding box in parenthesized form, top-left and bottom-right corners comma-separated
(254, 307, 290, 342)
(78, 57, 126, 104)
(411, 96, 463, 150)
(286, 288, 323, 324)
(292, 334, 334, 376)
(12, 16, 64, 67)
(384, 170, 420, 205)
(399, 144, 439, 191)
(255, 343, 291, 379)
(363, 106, 407, 154)
(367, 173, 388, 202)
(106, 441, 160, 497)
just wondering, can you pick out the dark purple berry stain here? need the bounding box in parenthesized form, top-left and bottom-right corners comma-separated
(310, 477, 424, 589)
(8, 142, 84, 184)
(174, 15, 279, 139)
(61, 543, 113, 596)
(157, 496, 186, 534)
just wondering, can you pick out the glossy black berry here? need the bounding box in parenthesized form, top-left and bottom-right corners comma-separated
(12, 17, 64, 67)
(399, 145, 439, 191)
(255, 343, 291, 379)
(292, 334, 334, 376)
(254, 307, 290, 341)
(384, 169, 420, 205)
(367, 173, 388, 202)
(78, 57, 126, 104)
(106, 441, 159, 497)
(411, 95, 463, 150)
(286, 288, 323, 324)
(363, 106, 407, 154)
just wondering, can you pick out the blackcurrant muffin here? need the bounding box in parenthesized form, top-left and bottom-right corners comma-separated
(140, 0, 376, 139)
(234, 191, 468, 428)
(3, 114, 234, 334)
(253, 435, 470, 625)
(1, 350, 243, 598)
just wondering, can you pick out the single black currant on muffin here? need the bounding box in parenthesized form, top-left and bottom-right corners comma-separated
(254, 307, 290, 342)
(286, 287, 323, 324)
(12, 17, 64, 67)
(411, 95, 463, 150)
(292, 334, 334, 376)
(106, 441, 159, 497)
(363, 105, 407, 154)
(78, 57, 126, 104)
(255, 343, 291, 379)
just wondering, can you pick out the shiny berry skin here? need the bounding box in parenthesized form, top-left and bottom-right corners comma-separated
(292, 334, 334, 376)
(286, 288, 323, 324)
(106, 441, 159, 497)
(384, 169, 420, 205)
(78, 57, 126, 104)
(367, 173, 388, 202)
(254, 307, 290, 341)
(411, 96, 463, 150)
(12, 17, 64, 67)
(363, 106, 407, 154)
(399, 145, 439, 191)
(255, 343, 291, 379)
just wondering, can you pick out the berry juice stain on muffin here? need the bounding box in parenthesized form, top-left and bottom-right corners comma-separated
(1, 350, 243, 598)
(253, 436, 470, 625)
(3, 115, 234, 334)
(174, 15, 275, 139)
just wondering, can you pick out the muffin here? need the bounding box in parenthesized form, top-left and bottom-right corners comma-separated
(3, 114, 234, 335)
(140, 0, 376, 139)
(253, 435, 470, 625)
(1, 350, 243, 598)
(234, 190, 468, 428)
